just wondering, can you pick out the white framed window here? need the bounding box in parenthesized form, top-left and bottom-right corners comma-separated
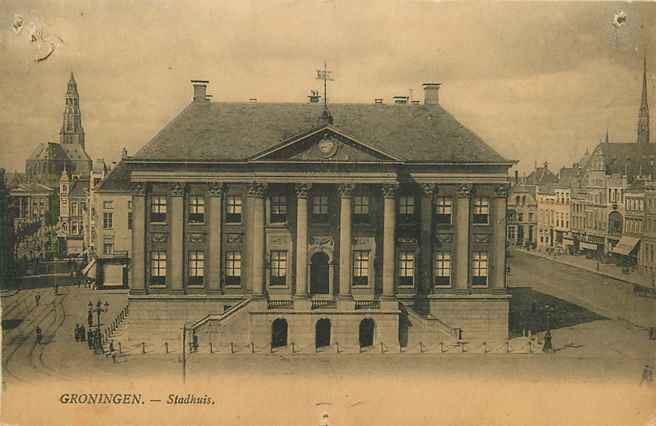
(312, 195, 329, 221)
(189, 195, 205, 223)
(353, 195, 369, 218)
(226, 196, 242, 223)
(433, 252, 451, 287)
(225, 251, 241, 285)
(103, 212, 113, 229)
(472, 252, 488, 287)
(270, 250, 287, 285)
(435, 196, 452, 224)
(399, 196, 416, 219)
(352, 250, 369, 286)
(473, 198, 489, 224)
(103, 237, 113, 255)
(188, 251, 204, 285)
(151, 195, 167, 222)
(399, 251, 415, 286)
(150, 251, 167, 285)
(270, 195, 288, 223)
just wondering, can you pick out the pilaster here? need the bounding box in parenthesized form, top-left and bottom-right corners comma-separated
(207, 183, 224, 294)
(382, 183, 398, 299)
(249, 182, 267, 297)
(492, 184, 508, 290)
(338, 184, 354, 309)
(168, 183, 185, 295)
(455, 184, 471, 292)
(295, 184, 311, 308)
(130, 183, 146, 295)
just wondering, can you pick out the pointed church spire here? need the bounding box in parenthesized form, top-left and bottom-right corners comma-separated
(638, 56, 650, 145)
(60, 72, 85, 148)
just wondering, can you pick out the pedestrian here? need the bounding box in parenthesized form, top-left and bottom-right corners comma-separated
(80, 325, 86, 342)
(109, 340, 115, 353)
(35, 294, 40, 306)
(192, 334, 199, 352)
(36, 326, 43, 345)
(87, 330, 94, 349)
(641, 365, 653, 385)
(74, 324, 80, 341)
(111, 349, 118, 364)
(542, 330, 553, 353)
(88, 310, 93, 328)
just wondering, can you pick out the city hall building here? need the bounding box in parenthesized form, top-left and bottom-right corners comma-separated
(124, 80, 512, 352)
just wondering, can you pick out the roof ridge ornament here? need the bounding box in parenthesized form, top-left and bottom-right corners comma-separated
(316, 61, 334, 125)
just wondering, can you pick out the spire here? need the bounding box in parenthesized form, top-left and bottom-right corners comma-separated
(60, 72, 85, 148)
(638, 56, 650, 145)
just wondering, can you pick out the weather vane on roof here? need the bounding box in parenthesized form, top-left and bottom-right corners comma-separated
(316, 61, 334, 109)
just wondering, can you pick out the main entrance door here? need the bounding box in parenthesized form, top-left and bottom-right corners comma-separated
(359, 318, 375, 348)
(315, 318, 331, 348)
(271, 318, 288, 348)
(310, 252, 330, 294)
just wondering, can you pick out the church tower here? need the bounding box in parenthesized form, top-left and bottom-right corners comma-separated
(638, 57, 650, 145)
(60, 72, 85, 148)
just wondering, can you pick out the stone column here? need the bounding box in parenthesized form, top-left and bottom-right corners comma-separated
(207, 183, 224, 294)
(492, 185, 508, 290)
(168, 183, 185, 294)
(382, 184, 398, 299)
(249, 182, 267, 297)
(130, 183, 146, 295)
(455, 184, 472, 291)
(338, 184, 354, 300)
(420, 184, 434, 296)
(295, 183, 311, 299)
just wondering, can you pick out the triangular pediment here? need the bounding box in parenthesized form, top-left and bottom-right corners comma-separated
(250, 126, 402, 162)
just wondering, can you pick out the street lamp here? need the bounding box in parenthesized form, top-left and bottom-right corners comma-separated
(89, 300, 109, 352)
(543, 304, 555, 353)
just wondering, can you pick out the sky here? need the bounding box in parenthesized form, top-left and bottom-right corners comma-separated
(0, 0, 655, 175)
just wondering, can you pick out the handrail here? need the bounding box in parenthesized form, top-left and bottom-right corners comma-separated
(403, 304, 457, 338)
(190, 297, 251, 331)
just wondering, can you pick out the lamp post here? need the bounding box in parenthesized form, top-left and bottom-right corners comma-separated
(89, 300, 109, 353)
(543, 304, 554, 353)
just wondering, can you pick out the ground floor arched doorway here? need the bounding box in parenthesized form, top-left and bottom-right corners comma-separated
(315, 318, 331, 348)
(271, 318, 288, 348)
(359, 318, 375, 348)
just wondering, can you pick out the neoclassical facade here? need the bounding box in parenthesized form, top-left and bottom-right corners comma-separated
(125, 81, 512, 351)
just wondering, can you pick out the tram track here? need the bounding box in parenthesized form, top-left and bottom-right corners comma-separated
(3, 293, 67, 384)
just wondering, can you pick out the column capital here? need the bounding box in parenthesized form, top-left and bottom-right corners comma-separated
(420, 183, 436, 196)
(456, 184, 473, 199)
(294, 183, 312, 199)
(382, 183, 399, 199)
(129, 182, 146, 196)
(167, 182, 185, 197)
(337, 183, 355, 198)
(494, 184, 510, 198)
(247, 182, 268, 198)
(207, 182, 225, 197)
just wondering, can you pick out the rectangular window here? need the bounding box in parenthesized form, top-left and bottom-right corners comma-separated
(103, 212, 113, 229)
(189, 195, 205, 224)
(103, 201, 113, 210)
(270, 195, 288, 223)
(226, 196, 242, 223)
(72, 202, 78, 216)
(518, 213, 524, 222)
(435, 197, 452, 224)
(103, 237, 113, 255)
(225, 251, 241, 285)
(270, 250, 287, 285)
(399, 252, 415, 286)
(434, 252, 451, 286)
(312, 195, 329, 221)
(150, 251, 167, 285)
(473, 198, 490, 225)
(151, 195, 167, 222)
(399, 196, 416, 221)
(353, 195, 369, 223)
(352, 250, 369, 286)
(472, 252, 488, 287)
(128, 212, 133, 230)
(188, 251, 204, 285)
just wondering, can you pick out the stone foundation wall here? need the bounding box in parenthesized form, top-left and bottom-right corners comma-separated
(429, 297, 510, 341)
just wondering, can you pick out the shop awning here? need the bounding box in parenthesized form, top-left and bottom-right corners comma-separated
(580, 242, 597, 251)
(611, 236, 640, 256)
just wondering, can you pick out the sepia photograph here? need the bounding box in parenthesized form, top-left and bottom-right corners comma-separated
(1, 1, 655, 425)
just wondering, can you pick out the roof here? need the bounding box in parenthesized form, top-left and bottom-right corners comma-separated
(92, 159, 107, 174)
(27, 142, 69, 163)
(525, 165, 558, 186)
(558, 166, 581, 187)
(599, 142, 656, 176)
(133, 102, 510, 163)
(96, 161, 131, 193)
(68, 179, 89, 197)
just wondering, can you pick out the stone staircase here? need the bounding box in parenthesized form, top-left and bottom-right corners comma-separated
(401, 303, 460, 348)
(101, 305, 130, 355)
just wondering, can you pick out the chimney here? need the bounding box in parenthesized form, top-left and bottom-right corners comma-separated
(515, 170, 519, 185)
(423, 83, 441, 105)
(392, 96, 409, 105)
(374, 98, 384, 104)
(191, 80, 210, 102)
(308, 90, 321, 104)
